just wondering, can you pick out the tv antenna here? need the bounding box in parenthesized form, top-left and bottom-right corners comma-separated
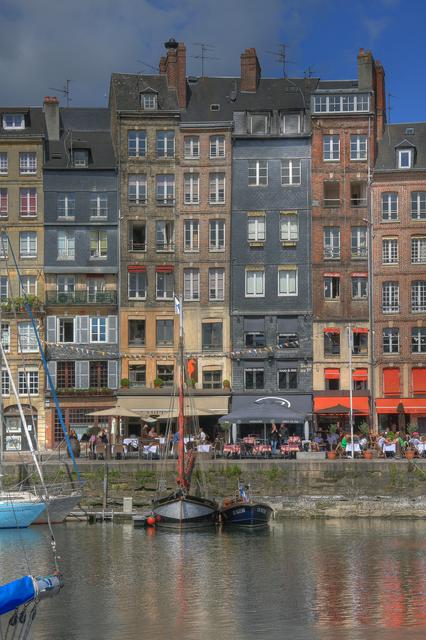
(48, 79, 71, 107)
(137, 60, 157, 74)
(266, 44, 295, 78)
(304, 66, 316, 79)
(191, 43, 219, 77)
(387, 92, 395, 123)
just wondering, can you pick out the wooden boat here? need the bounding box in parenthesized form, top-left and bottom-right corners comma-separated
(219, 485, 273, 528)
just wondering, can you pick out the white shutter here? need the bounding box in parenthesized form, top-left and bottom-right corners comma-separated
(108, 360, 118, 389)
(76, 316, 89, 343)
(46, 361, 57, 390)
(46, 316, 56, 343)
(75, 361, 89, 388)
(107, 316, 117, 343)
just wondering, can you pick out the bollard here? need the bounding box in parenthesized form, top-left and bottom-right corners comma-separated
(123, 497, 133, 514)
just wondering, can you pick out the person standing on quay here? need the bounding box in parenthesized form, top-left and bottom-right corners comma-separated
(270, 422, 279, 455)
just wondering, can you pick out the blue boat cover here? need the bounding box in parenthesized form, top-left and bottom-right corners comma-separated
(0, 576, 35, 615)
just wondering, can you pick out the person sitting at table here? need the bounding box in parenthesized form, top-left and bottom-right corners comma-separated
(311, 432, 324, 452)
(409, 431, 421, 448)
(148, 425, 158, 438)
(199, 427, 207, 443)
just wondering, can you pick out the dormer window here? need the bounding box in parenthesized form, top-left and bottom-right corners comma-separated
(142, 93, 157, 110)
(398, 148, 413, 169)
(73, 149, 89, 167)
(3, 114, 25, 130)
(248, 112, 270, 135)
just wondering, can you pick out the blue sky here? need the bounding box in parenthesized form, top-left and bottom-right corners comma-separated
(0, 0, 423, 123)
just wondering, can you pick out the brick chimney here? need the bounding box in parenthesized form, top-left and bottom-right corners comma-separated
(357, 48, 374, 91)
(240, 48, 261, 92)
(162, 38, 187, 109)
(374, 59, 386, 141)
(43, 96, 60, 141)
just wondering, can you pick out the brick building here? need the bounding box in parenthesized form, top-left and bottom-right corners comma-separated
(373, 123, 426, 430)
(311, 49, 385, 430)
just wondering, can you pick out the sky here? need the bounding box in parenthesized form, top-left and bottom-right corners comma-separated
(0, 0, 424, 123)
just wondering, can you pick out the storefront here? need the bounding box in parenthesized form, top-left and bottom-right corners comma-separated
(376, 398, 426, 433)
(314, 394, 370, 432)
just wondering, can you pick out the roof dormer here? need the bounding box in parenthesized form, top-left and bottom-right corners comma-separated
(395, 139, 416, 169)
(140, 87, 158, 110)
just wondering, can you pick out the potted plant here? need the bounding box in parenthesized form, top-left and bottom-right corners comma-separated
(153, 377, 164, 388)
(223, 379, 231, 389)
(187, 378, 196, 388)
(358, 421, 373, 459)
(120, 378, 130, 388)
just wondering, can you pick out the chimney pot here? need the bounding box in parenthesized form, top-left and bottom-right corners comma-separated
(240, 47, 261, 92)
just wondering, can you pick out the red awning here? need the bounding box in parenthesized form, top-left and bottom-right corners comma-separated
(352, 272, 368, 277)
(353, 368, 368, 381)
(128, 265, 146, 273)
(324, 327, 341, 333)
(324, 272, 340, 277)
(156, 265, 173, 273)
(412, 368, 426, 394)
(353, 328, 368, 334)
(324, 368, 340, 380)
(376, 398, 426, 415)
(314, 396, 370, 414)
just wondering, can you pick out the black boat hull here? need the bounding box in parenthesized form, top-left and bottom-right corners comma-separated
(220, 502, 273, 527)
(152, 493, 218, 529)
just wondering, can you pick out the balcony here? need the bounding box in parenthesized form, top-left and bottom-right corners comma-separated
(1, 296, 43, 315)
(46, 290, 117, 305)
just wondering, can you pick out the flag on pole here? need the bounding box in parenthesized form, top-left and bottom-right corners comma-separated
(174, 296, 181, 316)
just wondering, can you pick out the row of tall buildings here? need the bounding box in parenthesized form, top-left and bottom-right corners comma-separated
(1, 39, 425, 451)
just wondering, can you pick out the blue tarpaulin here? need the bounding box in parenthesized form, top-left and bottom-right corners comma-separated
(0, 576, 35, 615)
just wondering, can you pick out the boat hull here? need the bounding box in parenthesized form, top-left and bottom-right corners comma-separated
(34, 493, 82, 524)
(152, 494, 218, 529)
(0, 500, 46, 529)
(220, 502, 273, 527)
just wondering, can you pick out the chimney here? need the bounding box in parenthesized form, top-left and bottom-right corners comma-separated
(374, 60, 386, 141)
(357, 48, 374, 91)
(240, 48, 261, 92)
(43, 96, 60, 141)
(162, 38, 187, 109)
(159, 56, 166, 73)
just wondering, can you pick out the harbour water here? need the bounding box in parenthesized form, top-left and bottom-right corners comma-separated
(2, 520, 426, 639)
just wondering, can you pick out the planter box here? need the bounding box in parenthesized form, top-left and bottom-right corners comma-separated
(296, 451, 326, 460)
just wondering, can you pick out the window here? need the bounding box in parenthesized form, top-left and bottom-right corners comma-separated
(19, 232, 37, 258)
(3, 114, 25, 129)
(184, 173, 199, 204)
(382, 192, 398, 221)
(90, 193, 108, 218)
(73, 149, 89, 167)
(20, 188, 37, 216)
(324, 276, 340, 299)
(18, 370, 39, 395)
(142, 93, 157, 110)
(280, 213, 298, 242)
(57, 193, 75, 218)
(323, 135, 340, 161)
(202, 370, 222, 389)
(245, 332, 266, 348)
(128, 319, 145, 345)
(128, 271, 147, 299)
(156, 131, 175, 158)
(245, 269, 264, 297)
(209, 173, 225, 203)
(57, 230, 76, 260)
(277, 333, 299, 349)
(90, 231, 107, 259)
(412, 368, 426, 394)
(18, 322, 37, 352)
(0, 276, 7, 301)
(156, 319, 174, 345)
(89, 361, 108, 388)
(282, 113, 301, 134)
(411, 192, 426, 220)
(313, 94, 370, 113)
(411, 281, 426, 312)
(325, 369, 340, 391)
(351, 227, 367, 258)
(382, 281, 399, 313)
(278, 369, 298, 390)
(0, 189, 7, 217)
(382, 238, 398, 264)
(1, 323, 10, 351)
(202, 322, 223, 351)
(184, 219, 199, 252)
(382, 328, 399, 355)
(383, 368, 400, 395)
(350, 182, 367, 207)
(244, 368, 264, 390)
(129, 222, 146, 251)
(156, 364, 174, 386)
(56, 362, 75, 389)
(128, 175, 147, 204)
(183, 268, 200, 301)
(91, 317, 107, 342)
(58, 317, 75, 343)
(411, 237, 426, 264)
(20, 275, 37, 297)
(247, 216, 265, 242)
(156, 271, 174, 300)
(352, 276, 367, 299)
(208, 268, 224, 301)
(248, 160, 268, 186)
(0, 153, 8, 174)
(324, 331, 340, 356)
(156, 221, 174, 251)
(210, 135, 225, 158)
(128, 130, 146, 157)
(2, 370, 9, 396)
(129, 364, 146, 387)
(281, 160, 301, 186)
(184, 136, 199, 159)
(57, 275, 75, 296)
(209, 220, 225, 251)
(86, 278, 105, 303)
(323, 182, 340, 207)
(412, 328, 426, 353)
(0, 232, 8, 258)
(398, 148, 413, 169)
(323, 227, 340, 259)
(350, 135, 367, 161)
(278, 268, 298, 296)
(19, 152, 37, 174)
(352, 330, 368, 355)
(248, 113, 269, 135)
(156, 174, 175, 204)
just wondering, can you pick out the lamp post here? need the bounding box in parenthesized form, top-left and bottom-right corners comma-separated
(347, 324, 354, 459)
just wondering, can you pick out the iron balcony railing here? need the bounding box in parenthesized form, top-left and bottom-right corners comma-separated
(46, 291, 117, 305)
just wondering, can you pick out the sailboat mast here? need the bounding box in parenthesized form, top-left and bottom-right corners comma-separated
(176, 295, 185, 488)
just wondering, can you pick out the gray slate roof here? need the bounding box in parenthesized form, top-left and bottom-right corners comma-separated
(110, 73, 179, 111)
(316, 80, 358, 91)
(375, 123, 426, 172)
(0, 107, 45, 138)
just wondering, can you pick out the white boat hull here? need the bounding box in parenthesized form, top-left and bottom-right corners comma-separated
(34, 494, 82, 524)
(152, 494, 217, 529)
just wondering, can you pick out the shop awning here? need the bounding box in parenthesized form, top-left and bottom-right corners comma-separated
(376, 398, 426, 415)
(324, 368, 340, 380)
(314, 396, 370, 415)
(219, 396, 307, 424)
(116, 394, 229, 418)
